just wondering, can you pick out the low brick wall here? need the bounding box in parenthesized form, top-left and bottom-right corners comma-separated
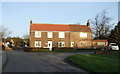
(24, 47, 49, 52)
(32, 48, 49, 51)
(24, 47, 106, 52)
(94, 51, 111, 54)
(53, 47, 74, 51)
(24, 47, 75, 52)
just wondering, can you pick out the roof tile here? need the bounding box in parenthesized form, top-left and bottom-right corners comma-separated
(30, 23, 91, 32)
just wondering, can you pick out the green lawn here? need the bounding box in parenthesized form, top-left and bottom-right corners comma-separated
(67, 51, 119, 73)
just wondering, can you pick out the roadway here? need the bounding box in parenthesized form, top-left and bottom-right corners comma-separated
(2, 50, 93, 73)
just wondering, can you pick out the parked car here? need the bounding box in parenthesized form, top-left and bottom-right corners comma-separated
(108, 43, 119, 50)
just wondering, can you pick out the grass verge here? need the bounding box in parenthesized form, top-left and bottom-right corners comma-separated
(66, 51, 119, 73)
(33, 50, 102, 52)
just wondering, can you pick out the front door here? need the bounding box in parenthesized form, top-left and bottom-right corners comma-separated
(48, 41, 52, 48)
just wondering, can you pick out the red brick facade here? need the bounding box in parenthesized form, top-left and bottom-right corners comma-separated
(92, 40, 108, 48)
(29, 20, 93, 48)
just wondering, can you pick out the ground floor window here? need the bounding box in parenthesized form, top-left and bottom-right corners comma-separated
(80, 41, 87, 47)
(35, 41, 41, 47)
(58, 41, 65, 47)
(71, 42, 74, 47)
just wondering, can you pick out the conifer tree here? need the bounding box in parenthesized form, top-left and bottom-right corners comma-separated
(109, 21, 120, 47)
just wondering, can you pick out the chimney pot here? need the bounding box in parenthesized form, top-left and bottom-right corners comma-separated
(87, 20, 90, 27)
(30, 20, 32, 25)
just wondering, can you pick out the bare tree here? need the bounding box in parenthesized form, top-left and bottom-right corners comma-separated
(0, 25, 11, 38)
(22, 33, 29, 39)
(91, 10, 113, 39)
(22, 33, 29, 47)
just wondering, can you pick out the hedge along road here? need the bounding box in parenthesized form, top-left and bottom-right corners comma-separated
(2, 50, 93, 73)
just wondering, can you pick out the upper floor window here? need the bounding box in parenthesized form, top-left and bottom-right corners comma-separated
(35, 31, 41, 38)
(35, 41, 41, 47)
(47, 32, 53, 38)
(58, 32, 65, 38)
(80, 32, 87, 37)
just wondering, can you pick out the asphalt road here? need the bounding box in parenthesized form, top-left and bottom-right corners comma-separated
(2, 50, 93, 73)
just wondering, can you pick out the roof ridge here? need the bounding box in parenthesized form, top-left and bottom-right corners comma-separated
(32, 23, 87, 26)
(68, 24, 87, 26)
(32, 23, 69, 25)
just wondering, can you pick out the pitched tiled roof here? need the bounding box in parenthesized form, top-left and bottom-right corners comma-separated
(69, 25, 91, 32)
(30, 23, 91, 32)
(30, 24, 69, 31)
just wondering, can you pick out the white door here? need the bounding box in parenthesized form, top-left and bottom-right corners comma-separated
(48, 41, 52, 48)
(71, 42, 74, 47)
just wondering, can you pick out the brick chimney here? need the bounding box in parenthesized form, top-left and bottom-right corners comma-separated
(30, 20, 32, 25)
(87, 20, 90, 27)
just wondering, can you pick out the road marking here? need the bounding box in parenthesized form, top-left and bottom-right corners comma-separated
(46, 55, 62, 60)
(61, 62, 67, 64)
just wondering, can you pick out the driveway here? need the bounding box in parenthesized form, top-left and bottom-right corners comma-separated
(2, 50, 93, 73)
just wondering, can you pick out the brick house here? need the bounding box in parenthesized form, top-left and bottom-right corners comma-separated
(29, 20, 93, 48)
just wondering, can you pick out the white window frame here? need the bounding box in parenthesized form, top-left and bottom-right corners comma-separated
(80, 32, 87, 37)
(47, 32, 53, 38)
(71, 42, 74, 47)
(35, 31, 41, 38)
(58, 41, 65, 47)
(58, 32, 65, 38)
(35, 41, 41, 47)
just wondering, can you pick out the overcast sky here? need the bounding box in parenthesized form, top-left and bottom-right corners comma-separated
(0, 2, 119, 37)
